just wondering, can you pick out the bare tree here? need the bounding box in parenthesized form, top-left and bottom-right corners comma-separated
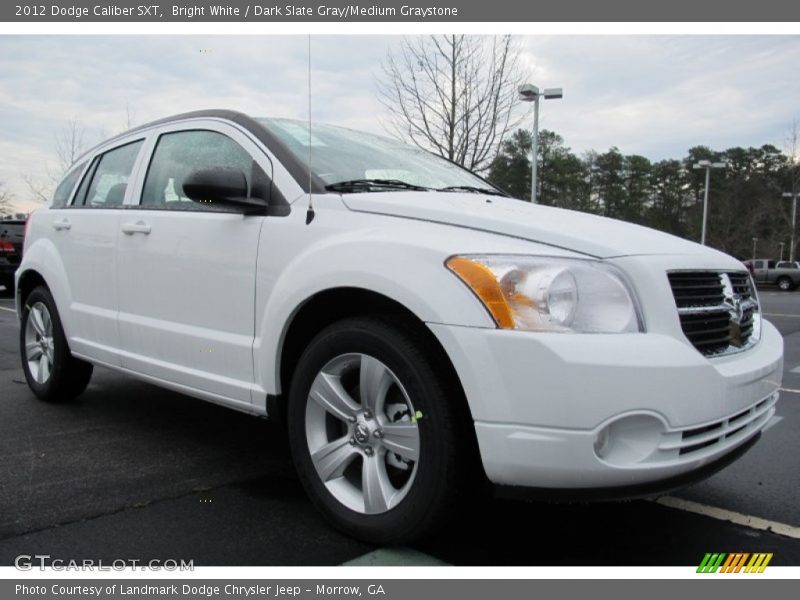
(0, 181, 13, 214)
(22, 119, 89, 204)
(20, 173, 51, 204)
(55, 119, 87, 174)
(123, 102, 137, 131)
(377, 35, 526, 173)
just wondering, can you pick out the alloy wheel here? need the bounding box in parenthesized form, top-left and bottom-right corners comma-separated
(24, 301, 55, 384)
(304, 353, 420, 514)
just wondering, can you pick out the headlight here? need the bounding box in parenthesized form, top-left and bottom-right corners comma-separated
(446, 255, 643, 333)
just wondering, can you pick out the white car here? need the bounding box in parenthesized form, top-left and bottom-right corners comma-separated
(16, 110, 783, 543)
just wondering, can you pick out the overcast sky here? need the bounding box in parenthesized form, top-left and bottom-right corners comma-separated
(1, 34, 798, 212)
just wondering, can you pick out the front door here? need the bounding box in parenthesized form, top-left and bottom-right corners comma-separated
(116, 125, 270, 407)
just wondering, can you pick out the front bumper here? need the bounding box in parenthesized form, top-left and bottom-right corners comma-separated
(428, 319, 783, 490)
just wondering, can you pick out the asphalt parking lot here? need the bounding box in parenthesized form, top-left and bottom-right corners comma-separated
(0, 285, 798, 567)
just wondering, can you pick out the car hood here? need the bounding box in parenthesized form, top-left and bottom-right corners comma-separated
(341, 192, 728, 259)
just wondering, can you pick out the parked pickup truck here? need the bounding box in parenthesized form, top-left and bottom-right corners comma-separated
(0, 218, 25, 292)
(745, 259, 800, 291)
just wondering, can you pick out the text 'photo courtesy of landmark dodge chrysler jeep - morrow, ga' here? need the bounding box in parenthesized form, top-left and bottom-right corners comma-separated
(16, 110, 783, 543)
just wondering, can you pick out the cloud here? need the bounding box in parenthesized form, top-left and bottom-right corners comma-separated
(520, 36, 800, 158)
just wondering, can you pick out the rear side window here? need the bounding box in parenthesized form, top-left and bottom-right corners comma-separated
(51, 162, 86, 208)
(73, 140, 143, 208)
(140, 130, 262, 211)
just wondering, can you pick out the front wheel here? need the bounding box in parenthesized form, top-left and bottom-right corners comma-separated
(20, 286, 93, 402)
(287, 316, 471, 544)
(777, 276, 794, 291)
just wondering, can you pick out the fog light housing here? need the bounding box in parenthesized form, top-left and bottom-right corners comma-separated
(594, 414, 664, 465)
(594, 427, 611, 458)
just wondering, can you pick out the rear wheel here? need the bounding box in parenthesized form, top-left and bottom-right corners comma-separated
(777, 276, 794, 291)
(287, 316, 471, 544)
(20, 286, 93, 402)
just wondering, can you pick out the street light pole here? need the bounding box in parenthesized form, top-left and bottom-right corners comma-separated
(519, 84, 562, 204)
(531, 95, 539, 205)
(783, 192, 800, 262)
(693, 160, 727, 246)
(779, 241, 785, 262)
(752, 237, 758, 262)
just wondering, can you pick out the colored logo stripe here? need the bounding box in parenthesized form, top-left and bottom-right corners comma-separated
(745, 553, 773, 573)
(697, 553, 726, 573)
(697, 553, 773, 573)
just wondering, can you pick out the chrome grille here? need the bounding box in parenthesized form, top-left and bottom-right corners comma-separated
(667, 271, 760, 356)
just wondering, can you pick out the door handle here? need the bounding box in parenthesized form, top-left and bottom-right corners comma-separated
(52, 218, 71, 231)
(121, 221, 151, 235)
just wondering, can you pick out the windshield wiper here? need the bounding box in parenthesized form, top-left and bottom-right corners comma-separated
(325, 179, 431, 193)
(436, 185, 507, 197)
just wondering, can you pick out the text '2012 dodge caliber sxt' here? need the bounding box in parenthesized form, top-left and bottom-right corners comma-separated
(16, 110, 783, 543)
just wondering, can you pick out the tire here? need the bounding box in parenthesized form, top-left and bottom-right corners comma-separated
(287, 316, 472, 544)
(19, 286, 93, 403)
(777, 277, 794, 291)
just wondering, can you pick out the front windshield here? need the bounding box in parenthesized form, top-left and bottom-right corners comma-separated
(257, 118, 501, 194)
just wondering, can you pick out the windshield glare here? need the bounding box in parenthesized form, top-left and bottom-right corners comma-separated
(257, 118, 498, 193)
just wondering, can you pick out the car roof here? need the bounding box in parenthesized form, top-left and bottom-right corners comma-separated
(74, 109, 326, 194)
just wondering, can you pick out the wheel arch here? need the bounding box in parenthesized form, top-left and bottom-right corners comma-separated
(270, 287, 475, 429)
(15, 235, 73, 326)
(16, 269, 52, 319)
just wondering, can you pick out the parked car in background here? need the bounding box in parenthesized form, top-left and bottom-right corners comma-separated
(15, 110, 783, 543)
(745, 258, 800, 291)
(0, 217, 25, 292)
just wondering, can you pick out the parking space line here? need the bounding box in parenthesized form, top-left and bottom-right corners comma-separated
(764, 312, 800, 318)
(653, 496, 800, 539)
(341, 547, 449, 566)
(0, 306, 16, 313)
(780, 387, 800, 394)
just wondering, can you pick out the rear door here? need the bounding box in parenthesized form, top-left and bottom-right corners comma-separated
(49, 139, 146, 365)
(115, 121, 269, 407)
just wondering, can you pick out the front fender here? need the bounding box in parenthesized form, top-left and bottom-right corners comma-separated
(253, 228, 495, 396)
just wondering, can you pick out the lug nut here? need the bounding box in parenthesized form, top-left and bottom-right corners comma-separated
(363, 410, 372, 419)
(349, 437, 356, 445)
(348, 416, 357, 423)
(364, 447, 374, 456)
(373, 430, 384, 439)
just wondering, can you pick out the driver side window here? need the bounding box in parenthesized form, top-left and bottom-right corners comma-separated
(141, 130, 263, 211)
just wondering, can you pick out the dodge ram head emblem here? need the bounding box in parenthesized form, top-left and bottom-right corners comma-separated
(721, 273, 744, 346)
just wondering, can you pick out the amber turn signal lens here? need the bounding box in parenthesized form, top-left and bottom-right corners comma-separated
(446, 256, 515, 329)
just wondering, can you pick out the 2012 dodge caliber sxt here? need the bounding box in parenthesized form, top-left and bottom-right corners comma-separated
(16, 110, 783, 543)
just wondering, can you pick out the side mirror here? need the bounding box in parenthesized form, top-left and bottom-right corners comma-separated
(182, 168, 266, 213)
